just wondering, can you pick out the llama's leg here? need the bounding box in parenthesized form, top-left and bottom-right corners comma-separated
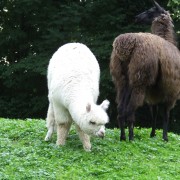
(75, 124, 91, 151)
(162, 106, 170, 141)
(118, 85, 132, 141)
(126, 88, 145, 141)
(127, 114, 135, 141)
(117, 88, 127, 141)
(45, 103, 55, 141)
(117, 101, 126, 141)
(118, 114, 126, 141)
(56, 121, 72, 146)
(150, 105, 158, 138)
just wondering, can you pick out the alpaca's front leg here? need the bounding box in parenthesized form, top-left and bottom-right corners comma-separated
(56, 122, 71, 146)
(75, 124, 91, 151)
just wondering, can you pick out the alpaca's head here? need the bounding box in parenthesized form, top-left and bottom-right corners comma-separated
(135, 1, 167, 24)
(80, 100, 110, 138)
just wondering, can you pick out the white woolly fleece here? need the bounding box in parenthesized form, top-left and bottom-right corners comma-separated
(47, 43, 109, 137)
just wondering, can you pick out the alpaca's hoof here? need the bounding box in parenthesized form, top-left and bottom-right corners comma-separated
(44, 135, 50, 141)
(83, 144, 92, 152)
(84, 147, 91, 152)
(45, 131, 53, 141)
(56, 140, 66, 146)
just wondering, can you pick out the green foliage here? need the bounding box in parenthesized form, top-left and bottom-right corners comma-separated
(168, 0, 180, 46)
(0, 118, 180, 179)
(0, 0, 144, 119)
(168, 0, 180, 20)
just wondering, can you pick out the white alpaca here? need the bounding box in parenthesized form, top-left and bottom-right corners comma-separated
(44, 43, 110, 151)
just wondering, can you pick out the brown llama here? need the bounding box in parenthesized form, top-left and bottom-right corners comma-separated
(137, 1, 179, 138)
(110, 2, 180, 141)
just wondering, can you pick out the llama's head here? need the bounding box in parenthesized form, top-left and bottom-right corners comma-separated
(135, 1, 167, 24)
(80, 100, 110, 138)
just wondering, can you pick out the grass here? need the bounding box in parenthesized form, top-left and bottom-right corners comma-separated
(0, 118, 179, 180)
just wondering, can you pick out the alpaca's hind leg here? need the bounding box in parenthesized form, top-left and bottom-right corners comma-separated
(75, 124, 91, 151)
(126, 89, 145, 141)
(56, 122, 72, 146)
(45, 103, 55, 141)
(53, 104, 72, 146)
(150, 105, 158, 138)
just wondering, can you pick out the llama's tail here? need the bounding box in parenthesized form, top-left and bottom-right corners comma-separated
(112, 33, 136, 62)
(110, 33, 137, 103)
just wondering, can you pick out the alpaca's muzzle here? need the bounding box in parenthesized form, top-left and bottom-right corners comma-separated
(96, 127, 105, 138)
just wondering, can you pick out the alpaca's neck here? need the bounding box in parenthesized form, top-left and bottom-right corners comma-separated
(68, 95, 94, 123)
(151, 14, 177, 46)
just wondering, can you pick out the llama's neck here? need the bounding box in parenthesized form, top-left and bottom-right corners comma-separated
(151, 13, 177, 46)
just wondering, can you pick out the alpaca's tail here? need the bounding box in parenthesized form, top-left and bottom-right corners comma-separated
(112, 33, 136, 62)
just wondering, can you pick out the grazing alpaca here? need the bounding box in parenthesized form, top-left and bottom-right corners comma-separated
(45, 43, 109, 151)
(136, 1, 179, 137)
(110, 4, 180, 141)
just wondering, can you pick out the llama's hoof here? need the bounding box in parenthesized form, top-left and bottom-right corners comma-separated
(120, 136, 126, 141)
(129, 137, 134, 141)
(150, 132, 156, 138)
(163, 136, 168, 142)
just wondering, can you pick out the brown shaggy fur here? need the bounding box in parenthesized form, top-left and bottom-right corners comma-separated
(110, 31, 180, 141)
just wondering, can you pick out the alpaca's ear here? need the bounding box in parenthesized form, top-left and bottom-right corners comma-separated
(100, 100, 110, 111)
(86, 103, 91, 112)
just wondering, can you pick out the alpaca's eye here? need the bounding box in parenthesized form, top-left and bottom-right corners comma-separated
(89, 121, 96, 125)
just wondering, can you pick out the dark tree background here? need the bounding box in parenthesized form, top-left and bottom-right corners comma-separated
(0, 0, 179, 133)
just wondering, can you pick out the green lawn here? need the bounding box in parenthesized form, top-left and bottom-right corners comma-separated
(0, 118, 179, 180)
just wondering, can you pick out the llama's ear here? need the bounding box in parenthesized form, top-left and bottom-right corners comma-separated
(86, 103, 91, 112)
(100, 100, 110, 111)
(154, 1, 164, 12)
(154, 1, 161, 9)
